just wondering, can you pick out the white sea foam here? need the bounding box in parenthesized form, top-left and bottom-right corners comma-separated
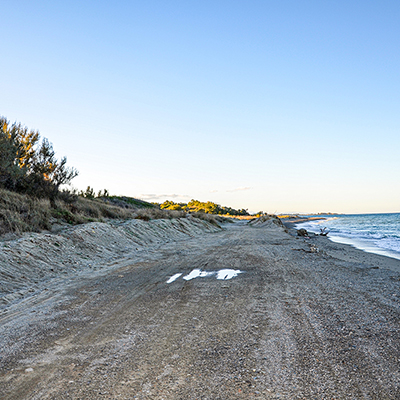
(296, 213, 400, 260)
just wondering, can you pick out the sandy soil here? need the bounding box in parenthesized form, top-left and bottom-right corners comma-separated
(1, 218, 400, 399)
(0, 217, 220, 306)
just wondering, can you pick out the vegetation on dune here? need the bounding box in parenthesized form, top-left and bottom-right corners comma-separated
(0, 187, 227, 236)
(0, 188, 137, 236)
(0, 117, 155, 235)
(0, 116, 78, 207)
(0, 116, 231, 236)
(78, 186, 155, 209)
(104, 196, 155, 209)
(159, 199, 250, 216)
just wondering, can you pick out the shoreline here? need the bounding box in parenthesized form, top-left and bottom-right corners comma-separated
(302, 228, 400, 272)
(280, 216, 327, 230)
(282, 215, 400, 263)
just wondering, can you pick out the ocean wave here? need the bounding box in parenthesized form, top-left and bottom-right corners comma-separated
(296, 213, 400, 259)
(378, 238, 400, 253)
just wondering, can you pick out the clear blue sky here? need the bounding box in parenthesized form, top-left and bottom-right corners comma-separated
(2, 1, 399, 213)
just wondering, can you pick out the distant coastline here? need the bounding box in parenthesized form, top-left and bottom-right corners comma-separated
(279, 215, 327, 230)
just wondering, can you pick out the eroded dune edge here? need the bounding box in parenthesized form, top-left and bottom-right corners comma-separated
(0, 217, 220, 306)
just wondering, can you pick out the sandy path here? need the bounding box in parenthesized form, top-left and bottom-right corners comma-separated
(1, 221, 400, 399)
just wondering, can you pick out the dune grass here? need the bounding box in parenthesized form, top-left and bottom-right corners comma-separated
(0, 189, 225, 236)
(0, 189, 137, 235)
(0, 189, 52, 235)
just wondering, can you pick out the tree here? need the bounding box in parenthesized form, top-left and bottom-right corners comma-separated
(23, 138, 77, 207)
(160, 200, 178, 209)
(0, 117, 27, 190)
(159, 199, 250, 216)
(0, 116, 78, 206)
(12, 122, 39, 170)
(0, 117, 39, 170)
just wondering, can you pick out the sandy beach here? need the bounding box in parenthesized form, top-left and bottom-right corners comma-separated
(1, 217, 400, 399)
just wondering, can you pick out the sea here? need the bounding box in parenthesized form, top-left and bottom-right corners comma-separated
(295, 213, 400, 260)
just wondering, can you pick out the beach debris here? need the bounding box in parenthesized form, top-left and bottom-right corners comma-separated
(309, 244, 319, 253)
(319, 227, 329, 236)
(292, 245, 319, 254)
(297, 228, 309, 237)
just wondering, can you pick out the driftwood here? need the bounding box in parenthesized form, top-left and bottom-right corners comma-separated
(320, 227, 329, 236)
(292, 244, 319, 253)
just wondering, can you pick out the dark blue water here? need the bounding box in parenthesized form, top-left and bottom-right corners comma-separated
(296, 213, 400, 260)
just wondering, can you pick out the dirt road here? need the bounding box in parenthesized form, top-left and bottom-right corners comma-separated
(1, 220, 400, 399)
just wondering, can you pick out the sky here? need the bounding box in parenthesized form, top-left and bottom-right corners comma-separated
(1, 0, 400, 214)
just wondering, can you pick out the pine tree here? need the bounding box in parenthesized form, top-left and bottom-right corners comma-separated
(0, 116, 78, 206)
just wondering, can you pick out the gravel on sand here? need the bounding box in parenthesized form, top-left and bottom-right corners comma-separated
(1, 218, 400, 399)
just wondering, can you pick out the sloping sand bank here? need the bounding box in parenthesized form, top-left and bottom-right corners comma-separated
(0, 217, 220, 306)
(1, 219, 400, 399)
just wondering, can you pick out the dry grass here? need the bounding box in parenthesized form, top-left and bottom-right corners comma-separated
(0, 189, 51, 235)
(134, 209, 224, 227)
(191, 212, 227, 226)
(68, 197, 135, 220)
(135, 208, 186, 220)
(0, 189, 226, 236)
(247, 214, 285, 228)
(0, 189, 136, 236)
(221, 215, 257, 220)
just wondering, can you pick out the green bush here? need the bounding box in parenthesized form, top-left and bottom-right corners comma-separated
(159, 199, 249, 216)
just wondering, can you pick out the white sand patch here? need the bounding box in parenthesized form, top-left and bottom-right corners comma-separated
(216, 269, 243, 280)
(167, 268, 243, 283)
(183, 269, 216, 281)
(166, 273, 183, 283)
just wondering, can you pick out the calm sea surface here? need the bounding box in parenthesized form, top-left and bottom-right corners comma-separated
(296, 213, 400, 260)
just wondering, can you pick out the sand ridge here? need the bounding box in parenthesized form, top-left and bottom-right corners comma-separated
(0, 216, 221, 306)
